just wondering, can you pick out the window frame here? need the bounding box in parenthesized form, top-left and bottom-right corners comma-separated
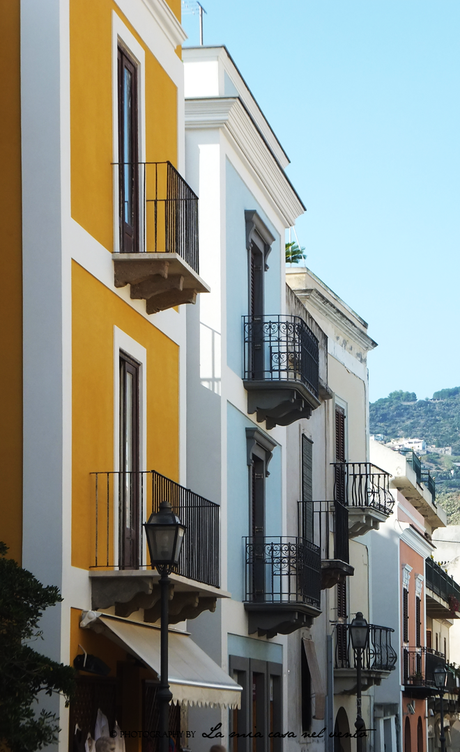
(118, 46, 139, 254)
(113, 327, 147, 567)
(112, 14, 146, 254)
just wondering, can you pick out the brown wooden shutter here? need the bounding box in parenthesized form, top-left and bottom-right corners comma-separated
(336, 581, 348, 667)
(416, 596, 421, 647)
(335, 406, 346, 462)
(403, 588, 409, 642)
(301, 436, 313, 542)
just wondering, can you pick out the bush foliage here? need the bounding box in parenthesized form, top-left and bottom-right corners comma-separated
(0, 543, 75, 752)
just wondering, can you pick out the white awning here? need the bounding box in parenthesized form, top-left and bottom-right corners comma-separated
(81, 611, 241, 708)
(302, 636, 326, 720)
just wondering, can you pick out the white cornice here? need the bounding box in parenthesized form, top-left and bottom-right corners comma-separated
(141, 0, 187, 48)
(294, 288, 377, 352)
(183, 46, 290, 169)
(185, 97, 305, 227)
(400, 523, 434, 559)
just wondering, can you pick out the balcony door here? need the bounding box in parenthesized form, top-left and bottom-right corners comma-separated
(246, 428, 276, 603)
(251, 457, 266, 601)
(301, 435, 313, 543)
(119, 353, 140, 569)
(118, 46, 139, 253)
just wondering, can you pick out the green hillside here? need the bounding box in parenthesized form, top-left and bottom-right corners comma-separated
(369, 388, 460, 522)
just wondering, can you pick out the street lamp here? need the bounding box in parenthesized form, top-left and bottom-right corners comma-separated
(434, 664, 448, 752)
(144, 501, 186, 752)
(349, 612, 369, 752)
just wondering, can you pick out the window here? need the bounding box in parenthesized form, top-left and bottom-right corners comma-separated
(245, 212, 274, 380)
(334, 404, 346, 504)
(415, 596, 421, 647)
(246, 428, 276, 602)
(119, 352, 140, 569)
(301, 435, 313, 542)
(336, 581, 348, 667)
(245, 211, 274, 318)
(403, 588, 409, 643)
(118, 46, 139, 253)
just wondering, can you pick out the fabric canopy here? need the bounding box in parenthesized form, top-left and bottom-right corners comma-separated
(302, 636, 326, 720)
(81, 611, 241, 708)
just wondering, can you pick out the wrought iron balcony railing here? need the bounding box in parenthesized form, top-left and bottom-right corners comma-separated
(421, 470, 436, 503)
(333, 462, 394, 516)
(335, 623, 397, 672)
(403, 647, 457, 691)
(243, 536, 321, 610)
(243, 315, 319, 398)
(91, 470, 219, 587)
(114, 161, 199, 271)
(298, 500, 350, 564)
(426, 557, 460, 608)
(404, 449, 422, 484)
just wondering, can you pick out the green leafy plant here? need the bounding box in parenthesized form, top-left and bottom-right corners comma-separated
(285, 241, 306, 264)
(0, 542, 75, 752)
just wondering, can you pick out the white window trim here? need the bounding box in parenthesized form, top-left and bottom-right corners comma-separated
(402, 564, 413, 590)
(112, 12, 146, 253)
(113, 326, 148, 565)
(415, 574, 424, 599)
(334, 396, 348, 459)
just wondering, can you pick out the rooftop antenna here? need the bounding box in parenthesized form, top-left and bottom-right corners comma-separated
(198, 3, 207, 46)
(182, 1, 207, 45)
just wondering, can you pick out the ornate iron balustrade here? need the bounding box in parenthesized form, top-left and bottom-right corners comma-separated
(298, 500, 349, 564)
(243, 536, 321, 609)
(400, 448, 422, 484)
(114, 161, 199, 271)
(426, 557, 460, 607)
(335, 623, 397, 672)
(243, 315, 319, 397)
(333, 462, 394, 516)
(403, 647, 453, 688)
(91, 470, 219, 587)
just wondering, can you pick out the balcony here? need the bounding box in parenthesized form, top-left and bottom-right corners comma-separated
(298, 500, 354, 590)
(402, 648, 458, 698)
(425, 557, 460, 619)
(243, 314, 320, 429)
(89, 470, 223, 621)
(243, 536, 321, 637)
(333, 462, 395, 537)
(334, 623, 397, 693)
(377, 445, 445, 528)
(113, 161, 209, 313)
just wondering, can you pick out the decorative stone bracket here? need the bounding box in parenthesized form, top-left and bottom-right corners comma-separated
(113, 253, 210, 314)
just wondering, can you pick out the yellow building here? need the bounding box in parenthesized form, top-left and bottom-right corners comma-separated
(1, 0, 239, 749)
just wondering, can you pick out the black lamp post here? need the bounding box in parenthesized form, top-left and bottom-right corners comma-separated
(434, 664, 448, 752)
(349, 612, 369, 752)
(144, 501, 186, 752)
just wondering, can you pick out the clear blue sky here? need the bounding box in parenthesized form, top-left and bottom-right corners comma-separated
(182, 0, 460, 403)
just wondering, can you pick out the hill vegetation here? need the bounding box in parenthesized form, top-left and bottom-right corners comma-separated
(369, 388, 460, 521)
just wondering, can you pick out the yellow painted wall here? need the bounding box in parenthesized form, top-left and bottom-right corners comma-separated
(70, 0, 178, 251)
(0, 0, 23, 562)
(72, 262, 179, 569)
(168, 0, 181, 21)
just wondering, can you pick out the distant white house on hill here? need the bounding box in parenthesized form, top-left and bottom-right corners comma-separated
(387, 437, 427, 454)
(427, 445, 452, 456)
